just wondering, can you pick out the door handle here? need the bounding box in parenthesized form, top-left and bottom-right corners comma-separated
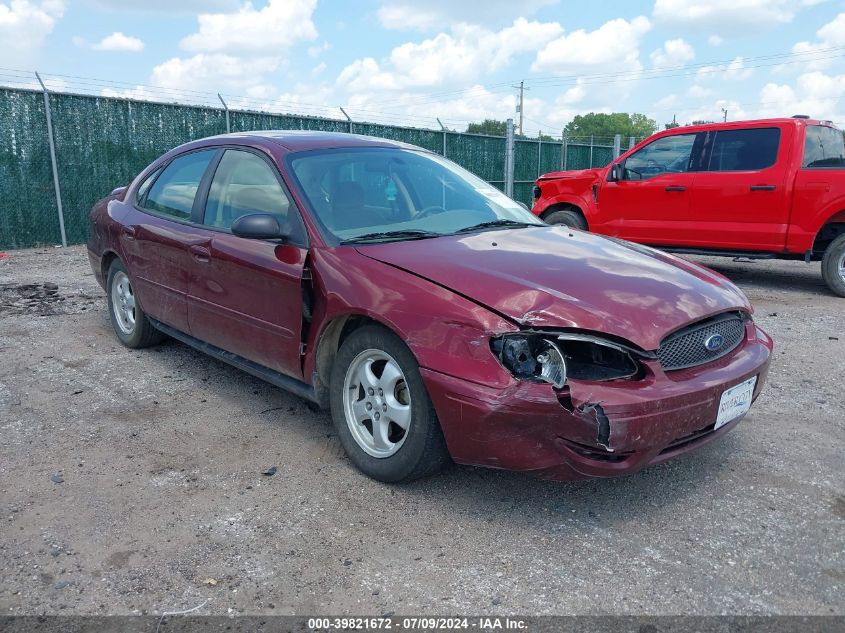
(664, 186, 687, 192)
(121, 226, 136, 240)
(750, 185, 776, 191)
(189, 244, 210, 263)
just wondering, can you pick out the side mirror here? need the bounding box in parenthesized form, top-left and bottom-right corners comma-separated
(608, 163, 623, 182)
(231, 213, 286, 240)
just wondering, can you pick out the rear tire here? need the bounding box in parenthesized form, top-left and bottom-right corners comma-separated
(106, 260, 165, 348)
(544, 208, 587, 230)
(821, 234, 845, 298)
(330, 325, 449, 483)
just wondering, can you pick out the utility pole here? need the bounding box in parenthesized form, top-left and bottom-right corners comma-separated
(512, 80, 530, 136)
(721, 108, 728, 122)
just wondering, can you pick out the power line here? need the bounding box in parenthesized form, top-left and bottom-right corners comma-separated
(526, 45, 845, 86)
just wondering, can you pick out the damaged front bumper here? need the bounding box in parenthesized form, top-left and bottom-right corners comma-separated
(421, 323, 772, 480)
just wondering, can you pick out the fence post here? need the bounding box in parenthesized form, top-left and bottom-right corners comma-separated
(589, 135, 594, 168)
(35, 72, 67, 248)
(504, 118, 515, 198)
(339, 107, 353, 133)
(613, 134, 622, 160)
(629, 136, 635, 150)
(437, 118, 447, 157)
(562, 131, 567, 170)
(537, 131, 542, 177)
(218, 93, 230, 133)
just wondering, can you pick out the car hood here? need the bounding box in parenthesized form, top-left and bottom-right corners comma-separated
(355, 226, 750, 351)
(539, 167, 603, 181)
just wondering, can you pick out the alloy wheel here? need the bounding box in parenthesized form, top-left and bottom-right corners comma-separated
(111, 270, 137, 335)
(342, 349, 412, 458)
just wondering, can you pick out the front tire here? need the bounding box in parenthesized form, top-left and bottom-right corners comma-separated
(544, 208, 587, 230)
(330, 325, 449, 482)
(106, 260, 165, 348)
(821, 234, 845, 298)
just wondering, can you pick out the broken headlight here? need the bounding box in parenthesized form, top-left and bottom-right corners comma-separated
(491, 333, 642, 387)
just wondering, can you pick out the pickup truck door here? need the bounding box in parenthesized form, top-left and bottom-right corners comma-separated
(596, 132, 702, 244)
(688, 126, 790, 251)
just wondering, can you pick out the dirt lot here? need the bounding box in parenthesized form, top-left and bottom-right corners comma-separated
(0, 245, 842, 617)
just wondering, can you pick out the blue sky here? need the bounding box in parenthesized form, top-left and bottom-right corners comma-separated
(2, 0, 844, 135)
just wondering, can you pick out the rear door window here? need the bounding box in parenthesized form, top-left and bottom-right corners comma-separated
(803, 125, 845, 168)
(135, 167, 162, 205)
(623, 134, 697, 180)
(144, 150, 216, 220)
(706, 128, 780, 171)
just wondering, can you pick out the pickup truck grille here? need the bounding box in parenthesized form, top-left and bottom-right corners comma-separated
(658, 312, 746, 371)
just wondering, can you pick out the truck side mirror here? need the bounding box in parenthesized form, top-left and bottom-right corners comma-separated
(608, 163, 623, 182)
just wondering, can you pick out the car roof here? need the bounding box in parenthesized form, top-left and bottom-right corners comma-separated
(188, 130, 424, 153)
(665, 117, 837, 134)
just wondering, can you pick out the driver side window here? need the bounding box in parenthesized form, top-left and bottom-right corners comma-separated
(623, 134, 697, 180)
(203, 149, 306, 244)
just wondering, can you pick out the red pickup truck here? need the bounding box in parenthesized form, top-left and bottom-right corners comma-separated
(532, 117, 845, 296)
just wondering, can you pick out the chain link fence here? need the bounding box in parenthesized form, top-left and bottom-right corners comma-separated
(0, 86, 617, 250)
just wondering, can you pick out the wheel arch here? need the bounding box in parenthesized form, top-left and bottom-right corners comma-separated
(311, 313, 402, 409)
(101, 249, 121, 283)
(811, 212, 845, 257)
(540, 202, 588, 227)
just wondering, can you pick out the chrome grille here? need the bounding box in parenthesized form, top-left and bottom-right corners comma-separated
(658, 312, 746, 371)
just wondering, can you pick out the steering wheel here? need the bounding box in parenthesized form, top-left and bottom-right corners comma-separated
(415, 205, 447, 219)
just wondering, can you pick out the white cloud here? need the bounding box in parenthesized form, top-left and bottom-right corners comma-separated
(95, 31, 143, 51)
(687, 84, 713, 98)
(532, 16, 651, 74)
(103, 0, 320, 110)
(0, 0, 65, 67)
(339, 18, 562, 91)
(75, 31, 144, 52)
(90, 0, 238, 11)
(345, 83, 520, 131)
(784, 13, 845, 72)
(655, 93, 679, 109)
(816, 11, 845, 44)
(708, 35, 723, 46)
(650, 38, 694, 69)
(376, 0, 558, 30)
(180, 0, 318, 55)
(696, 56, 752, 81)
(653, 0, 810, 33)
(151, 53, 280, 94)
(307, 41, 330, 57)
(758, 71, 845, 121)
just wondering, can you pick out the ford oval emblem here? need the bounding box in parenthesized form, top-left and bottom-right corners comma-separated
(704, 334, 725, 352)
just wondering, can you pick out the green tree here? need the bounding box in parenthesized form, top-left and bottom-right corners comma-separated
(465, 119, 556, 140)
(564, 112, 657, 140)
(466, 119, 508, 136)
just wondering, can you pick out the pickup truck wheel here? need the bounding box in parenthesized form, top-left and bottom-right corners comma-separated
(544, 208, 587, 230)
(106, 260, 165, 348)
(330, 325, 450, 483)
(821, 234, 845, 298)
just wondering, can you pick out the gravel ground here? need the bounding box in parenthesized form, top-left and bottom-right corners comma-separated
(0, 245, 842, 617)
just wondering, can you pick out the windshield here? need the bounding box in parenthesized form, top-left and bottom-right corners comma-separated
(288, 148, 543, 243)
(803, 125, 845, 168)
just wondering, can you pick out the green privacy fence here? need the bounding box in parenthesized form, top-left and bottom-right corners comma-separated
(0, 87, 614, 250)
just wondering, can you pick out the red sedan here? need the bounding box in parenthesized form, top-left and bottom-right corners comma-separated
(87, 131, 772, 482)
